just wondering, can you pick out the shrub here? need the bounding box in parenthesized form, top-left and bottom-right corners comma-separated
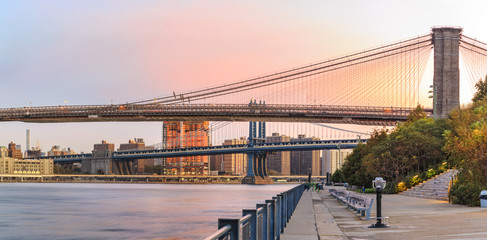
(426, 168, 436, 179)
(437, 162, 448, 174)
(396, 181, 407, 192)
(409, 175, 422, 187)
(383, 180, 397, 194)
(450, 181, 483, 207)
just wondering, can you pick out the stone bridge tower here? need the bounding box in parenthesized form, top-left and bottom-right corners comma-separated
(432, 27, 462, 118)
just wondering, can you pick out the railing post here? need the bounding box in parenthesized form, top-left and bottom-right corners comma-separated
(243, 209, 258, 240)
(218, 218, 240, 240)
(278, 193, 286, 230)
(257, 204, 269, 240)
(265, 199, 276, 240)
(273, 195, 282, 236)
(287, 190, 292, 222)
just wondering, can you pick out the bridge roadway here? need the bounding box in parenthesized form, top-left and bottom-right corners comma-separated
(0, 103, 431, 125)
(30, 139, 366, 163)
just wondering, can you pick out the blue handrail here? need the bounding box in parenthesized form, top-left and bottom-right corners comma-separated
(204, 184, 305, 240)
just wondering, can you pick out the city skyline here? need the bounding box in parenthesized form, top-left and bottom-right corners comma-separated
(2, 1, 487, 152)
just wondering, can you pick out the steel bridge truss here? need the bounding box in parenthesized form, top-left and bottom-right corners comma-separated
(0, 104, 430, 126)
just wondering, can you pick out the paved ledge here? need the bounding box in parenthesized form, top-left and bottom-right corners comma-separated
(281, 191, 346, 240)
(320, 187, 487, 239)
(282, 187, 487, 240)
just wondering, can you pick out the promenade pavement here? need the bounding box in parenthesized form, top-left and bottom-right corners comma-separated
(280, 187, 487, 240)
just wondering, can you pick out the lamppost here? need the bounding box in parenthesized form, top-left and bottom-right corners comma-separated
(428, 85, 437, 119)
(369, 177, 389, 228)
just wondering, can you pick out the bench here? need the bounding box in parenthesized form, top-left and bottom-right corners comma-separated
(329, 189, 373, 220)
(347, 195, 373, 220)
(328, 189, 349, 204)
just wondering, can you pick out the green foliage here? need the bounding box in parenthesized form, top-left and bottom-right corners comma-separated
(331, 169, 345, 183)
(341, 104, 449, 195)
(445, 98, 487, 186)
(409, 175, 422, 187)
(472, 76, 487, 102)
(426, 168, 436, 179)
(363, 188, 376, 194)
(341, 143, 373, 188)
(450, 172, 485, 206)
(445, 78, 487, 205)
(383, 180, 397, 194)
(407, 105, 428, 123)
(437, 162, 449, 174)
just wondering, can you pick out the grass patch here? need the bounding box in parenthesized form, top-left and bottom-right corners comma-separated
(353, 188, 375, 194)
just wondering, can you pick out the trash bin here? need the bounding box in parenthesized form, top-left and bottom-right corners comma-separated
(480, 190, 487, 208)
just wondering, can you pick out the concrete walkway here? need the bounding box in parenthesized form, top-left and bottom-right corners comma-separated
(281, 191, 346, 240)
(281, 187, 487, 239)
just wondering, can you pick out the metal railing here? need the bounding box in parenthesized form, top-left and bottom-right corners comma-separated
(204, 184, 305, 240)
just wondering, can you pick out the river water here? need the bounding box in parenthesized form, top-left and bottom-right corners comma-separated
(0, 183, 295, 240)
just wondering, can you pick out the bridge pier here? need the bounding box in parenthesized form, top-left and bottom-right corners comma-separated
(113, 160, 133, 175)
(432, 27, 462, 118)
(242, 119, 273, 184)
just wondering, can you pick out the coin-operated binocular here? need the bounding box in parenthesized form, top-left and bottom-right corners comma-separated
(369, 177, 389, 228)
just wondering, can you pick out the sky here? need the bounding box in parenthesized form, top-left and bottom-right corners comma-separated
(1, 0, 487, 153)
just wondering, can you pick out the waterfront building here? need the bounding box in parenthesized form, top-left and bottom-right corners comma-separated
(93, 140, 115, 155)
(266, 133, 291, 175)
(0, 146, 53, 174)
(322, 149, 353, 176)
(163, 121, 209, 175)
(118, 138, 154, 174)
(8, 142, 23, 159)
(290, 134, 321, 176)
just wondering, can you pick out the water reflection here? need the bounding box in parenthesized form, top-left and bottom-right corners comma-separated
(0, 183, 294, 240)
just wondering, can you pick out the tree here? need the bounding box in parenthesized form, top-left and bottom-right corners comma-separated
(331, 169, 345, 183)
(407, 105, 427, 123)
(341, 143, 373, 187)
(342, 106, 448, 192)
(472, 75, 487, 102)
(444, 98, 487, 205)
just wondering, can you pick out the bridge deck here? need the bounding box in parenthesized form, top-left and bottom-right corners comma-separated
(0, 104, 431, 125)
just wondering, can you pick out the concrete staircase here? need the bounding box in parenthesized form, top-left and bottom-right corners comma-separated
(400, 169, 458, 201)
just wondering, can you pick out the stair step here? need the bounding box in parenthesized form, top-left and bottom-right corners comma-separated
(401, 169, 457, 201)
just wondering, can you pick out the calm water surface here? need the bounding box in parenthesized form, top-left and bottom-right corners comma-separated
(0, 183, 295, 240)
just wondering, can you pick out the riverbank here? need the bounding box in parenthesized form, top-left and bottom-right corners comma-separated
(0, 174, 307, 184)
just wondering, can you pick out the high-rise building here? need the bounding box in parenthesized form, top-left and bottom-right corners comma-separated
(290, 135, 320, 176)
(163, 121, 209, 175)
(222, 137, 247, 175)
(26, 129, 30, 153)
(209, 154, 224, 175)
(119, 138, 154, 174)
(8, 142, 23, 159)
(322, 149, 353, 176)
(266, 133, 291, 175)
